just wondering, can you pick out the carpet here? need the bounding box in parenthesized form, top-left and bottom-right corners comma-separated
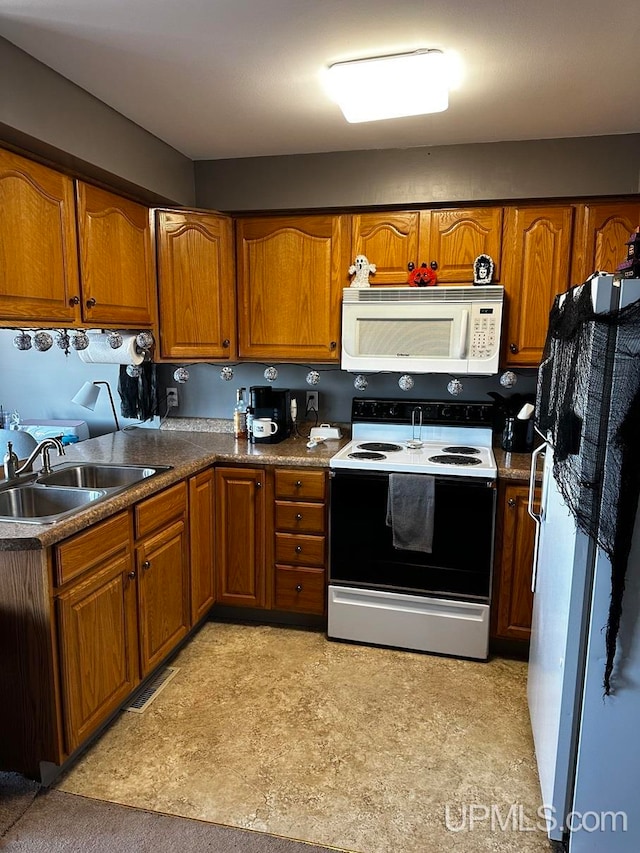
(0, 772, 40, 837)
(1, 788, 345, 853)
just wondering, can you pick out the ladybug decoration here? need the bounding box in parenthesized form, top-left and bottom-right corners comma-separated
(407, 261, 438, 287)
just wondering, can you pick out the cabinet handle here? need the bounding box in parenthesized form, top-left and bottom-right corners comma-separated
(509, 343, 519, 354)
(222, 339, 230, 348)
(86, 297, 97, 308)
(295, 513, 303, 521)
(128, 570, 136, 580)
(508, 498, 516, 508)
(68, 295, 80, 306)
(329, 341, 337, 350)
(295, 480, 302, 488)
(295, 545, 303, 553)
(142, 560, 151, 571)
(295, 584, 303, 592)
(256, 481, 262, 488)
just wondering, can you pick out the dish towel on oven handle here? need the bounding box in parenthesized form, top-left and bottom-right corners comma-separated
(385, 473, 435, 553)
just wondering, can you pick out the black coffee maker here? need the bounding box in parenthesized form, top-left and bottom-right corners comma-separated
(249, 386, 292, 444)
(488, 392, 535, 453)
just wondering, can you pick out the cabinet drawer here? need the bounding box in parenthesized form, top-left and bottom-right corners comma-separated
(135, 481, 187, 539)
(275, 469, 326, 501)
(275, 500, 325, 534)
(275, 566, 325, 615)
(275, 532, 325, 567)
(55, 511, 131, 587)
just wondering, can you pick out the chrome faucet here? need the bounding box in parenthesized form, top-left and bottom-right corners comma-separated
(3, 436, 65, 480)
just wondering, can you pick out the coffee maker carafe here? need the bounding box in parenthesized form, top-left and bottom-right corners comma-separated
(249, 386, 292, 444)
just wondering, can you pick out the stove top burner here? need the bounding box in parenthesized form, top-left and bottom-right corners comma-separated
(442, 446, 480, 455)
(428, 454, 482, 466)
(357, 442, 403, 453)
(348, 451, 387, 460)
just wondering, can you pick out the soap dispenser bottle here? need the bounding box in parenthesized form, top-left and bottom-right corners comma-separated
(233, 388, 247, 439)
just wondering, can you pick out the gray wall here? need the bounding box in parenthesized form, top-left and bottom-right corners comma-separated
(0, 37, 195, 206)
(195, 135, 640, 212)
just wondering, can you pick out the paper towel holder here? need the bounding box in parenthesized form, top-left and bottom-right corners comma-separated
(72, 381, 121, 431)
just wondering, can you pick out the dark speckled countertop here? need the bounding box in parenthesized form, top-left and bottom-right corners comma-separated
(0, 420, 538, 551)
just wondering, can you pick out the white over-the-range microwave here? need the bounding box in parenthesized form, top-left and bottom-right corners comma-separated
(341, 285, 504, 375)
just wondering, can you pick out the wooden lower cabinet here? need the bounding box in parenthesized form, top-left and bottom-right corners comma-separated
(273, 468, 327, 615)
(135, 483, 190, 677)
(55, 512, 138, 754)
(189, 468, 216, 623)
(492, 481, 541, 643)
(215, 466, 267, 608)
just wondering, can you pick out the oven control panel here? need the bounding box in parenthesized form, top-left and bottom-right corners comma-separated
(351, 398, 494, 426)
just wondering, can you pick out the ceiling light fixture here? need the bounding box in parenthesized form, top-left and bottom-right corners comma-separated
(326, 48, 450, 123)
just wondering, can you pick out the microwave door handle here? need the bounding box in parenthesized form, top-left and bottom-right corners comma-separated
(458, 310, 469, 357)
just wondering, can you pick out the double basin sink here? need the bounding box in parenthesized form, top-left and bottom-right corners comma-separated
(0, 463, 173, 524)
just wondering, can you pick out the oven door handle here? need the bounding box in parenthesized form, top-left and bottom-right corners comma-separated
(528, 441, 546, 593)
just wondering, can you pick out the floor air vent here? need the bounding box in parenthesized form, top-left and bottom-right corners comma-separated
(125, 666, 180, 713)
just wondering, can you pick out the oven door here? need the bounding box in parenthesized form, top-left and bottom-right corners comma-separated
(329, 469, 496, 601)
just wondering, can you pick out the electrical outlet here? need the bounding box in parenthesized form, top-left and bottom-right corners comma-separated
(166, 387, 179, 408)
(305, 391, 319, 414)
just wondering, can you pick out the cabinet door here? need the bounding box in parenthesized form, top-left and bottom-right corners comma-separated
(493, 482, 540, 642)
(215, 467, 266, 608)
(0, 148, 80, 323)
(502, 206, 574, 367)
(350, 211, 425, 285)
(571, 201, 640, 284)
(137, 519, 190, 677)
(156, 210, 236, 360)
(426, 208, 503, 284)
(236, 215, 347, 361)
(56, 552, 138, 753)
(76, 182, 156, 326)
(189, 468, 216, 624)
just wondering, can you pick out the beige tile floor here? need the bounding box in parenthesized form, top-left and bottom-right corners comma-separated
(57, 622, 549, 853)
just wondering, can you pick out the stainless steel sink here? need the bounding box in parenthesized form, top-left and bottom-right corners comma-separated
(37, 463, 172, 489)
(0, 463, 174, 524)
(0, 485, 107, 524)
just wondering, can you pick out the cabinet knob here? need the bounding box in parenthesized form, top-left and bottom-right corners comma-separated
(128, 570, 136, 580)
(509, 343, 519, 354)
(222, 339, 230, 348)
(295, 480, 302, 488)
(68, 295, 80, 306)
(142, 560, 151, 571)
(295, 584, 303, 592)
(295, 545, 303, 553)
(256, 481, 262, 489)
(329, 341, 337, 350)
(508, 498, 516, 508)
(295, 513, 303, 521)
(86, 297, 97, 308)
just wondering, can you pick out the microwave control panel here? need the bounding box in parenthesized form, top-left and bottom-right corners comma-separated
(469, 305, 500, 359)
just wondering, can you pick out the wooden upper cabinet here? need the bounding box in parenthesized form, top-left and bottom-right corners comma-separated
(571, 201, 640, 285)
(502, 205, 574, 367)
(236, 215, 348, 361)
(350, 211, 424, 285)
(156, 209, 236, 360)
(76, 182, 156, 327)
(349, 208, 502, 285)
(0, 148, 80, 323)
(426, 208, 503, 284)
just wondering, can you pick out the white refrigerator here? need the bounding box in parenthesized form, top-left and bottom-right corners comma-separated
(527, 275, 640, 851)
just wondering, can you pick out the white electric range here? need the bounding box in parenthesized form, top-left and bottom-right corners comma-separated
(328, 398, 497, 660)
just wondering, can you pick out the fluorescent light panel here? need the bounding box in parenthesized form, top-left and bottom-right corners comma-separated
(327, 49, 449, 123)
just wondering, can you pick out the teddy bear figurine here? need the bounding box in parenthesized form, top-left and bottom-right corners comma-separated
(348, 254, 376, 288)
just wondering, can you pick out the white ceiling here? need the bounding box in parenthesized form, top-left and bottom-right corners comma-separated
(0, 0, 638, 161)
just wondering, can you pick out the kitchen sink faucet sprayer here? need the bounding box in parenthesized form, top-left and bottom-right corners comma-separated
(3, 436, 65, 480)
